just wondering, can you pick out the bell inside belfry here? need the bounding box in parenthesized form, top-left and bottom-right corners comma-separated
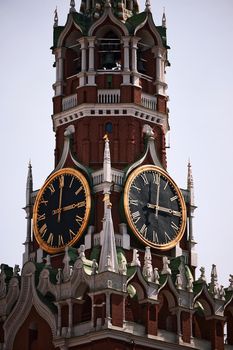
(102, 52, 115, 69)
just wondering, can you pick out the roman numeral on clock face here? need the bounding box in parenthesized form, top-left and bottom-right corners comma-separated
(129, 199, 138, 206)
(140, 173, 149, 185)
(131, 211, 141, 224)
(140, 224, 148, 237)
(75, 215, 83, 226)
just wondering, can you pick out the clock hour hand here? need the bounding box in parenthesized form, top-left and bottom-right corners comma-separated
(52, 201, 85, 215)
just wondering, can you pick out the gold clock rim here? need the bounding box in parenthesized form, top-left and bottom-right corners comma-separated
(33, 167, 91, 254)
(124, 165, 187, 251)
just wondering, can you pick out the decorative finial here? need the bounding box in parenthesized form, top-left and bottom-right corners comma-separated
(161, 256, 171, 275)
(54, 7, 58, 27)
(198, 266, 206, 282)
(105, 0, 111, 8)
(187, 159, 195, 206)
(145, 0, 151, 12)
(70, 0, 76, 13)
(143, 247, 153, 282)
(209, 264, 219, 298)
(162, 7, 166, 28)
(130, 249, 141, 267)
(228, 274, 233, 291)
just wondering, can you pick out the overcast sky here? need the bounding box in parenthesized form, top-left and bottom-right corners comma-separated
(0, 0, 232, 287)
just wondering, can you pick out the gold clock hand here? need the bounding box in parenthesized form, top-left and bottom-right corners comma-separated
(57, 175, 64, 223)
(155, 175, 160, 218)
(147, 203, 181, 217)
(52, 201, 86, 215)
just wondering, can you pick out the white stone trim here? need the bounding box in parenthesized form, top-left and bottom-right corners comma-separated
(52, 103, 168, 133)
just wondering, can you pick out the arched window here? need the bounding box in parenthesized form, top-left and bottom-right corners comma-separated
(98, 31, 121, 70)
(105, 122, 113, 134)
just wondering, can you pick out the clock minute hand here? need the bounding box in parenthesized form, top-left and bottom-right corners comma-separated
(57, 175, 64, 223)
(147, 203, 181, 217)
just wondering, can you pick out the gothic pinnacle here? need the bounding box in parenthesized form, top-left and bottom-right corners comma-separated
(70, 0, 76, 13)
(145, 0, 151, 12)
(54, 7, 58, 27)
(26, 160, 33, 207)
(187, 159, 195, 207)
(162, 8, 167, 28)
(105, 0, 111, 8)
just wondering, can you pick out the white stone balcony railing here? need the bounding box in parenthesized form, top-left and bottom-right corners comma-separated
(92, 168, 124, 187)
(98, 89, 120, 104)
(141, 93, 157, 111)
(62, 94, 77, 111)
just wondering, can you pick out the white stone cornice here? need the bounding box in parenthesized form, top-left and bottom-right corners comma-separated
(52, 103, 169, 133)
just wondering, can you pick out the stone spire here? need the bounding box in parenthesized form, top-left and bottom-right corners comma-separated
(23, 161, 33, 264)
(145, 0, 151, 12)
(98, 137, 118, 274)
(54, 7, 58, 27)
(103, 134, 111, 184)
(162, 8, 166, 28)
(26, 161, 33, 209)
(70, 0, 76, 13)
(98, 200, 119, 273)
(187, 159, 195, 207)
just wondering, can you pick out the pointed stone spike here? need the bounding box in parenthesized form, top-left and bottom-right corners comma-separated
(143, 247, 153, 282)
(187, 159, 195, 206)
(98, 206, 119, 273)
(26, 161, 33, 207)
(145, 0, 151, 12)
(70, 0, 76, 13)
(54, 7, 58, 27)
(105, 0, 111, 8)
(228, 274, 233, 291)
(162, 8, 167, 28)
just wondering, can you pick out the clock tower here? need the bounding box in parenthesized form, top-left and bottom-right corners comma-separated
(1, 1, 233, 350)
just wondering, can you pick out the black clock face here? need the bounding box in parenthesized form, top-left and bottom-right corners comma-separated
(33, 168, 91, 253)
(124, 165, 186, 250)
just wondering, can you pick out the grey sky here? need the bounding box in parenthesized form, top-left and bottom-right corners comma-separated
(0, 0, 232, 286)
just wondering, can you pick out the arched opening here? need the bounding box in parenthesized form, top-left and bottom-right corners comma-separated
(96, 29, 122, 70)
(136, 29, 157, 78)
(192, 299, 212, 341)
(73, 283, 92, 325)
(125, 282, 145, 325)
(64, 30, 82, 79)
(158, 291, 177, 333)
(13, 306, 55, 350)
(225, 310, 233, 345)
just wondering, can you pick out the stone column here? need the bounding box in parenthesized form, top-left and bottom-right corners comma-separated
(78, 37, 87, 86)
(67, 299, 73, 336)
(88, 37, 95, 71)
(87, 37, 96, 85)
(131, 37, 140, 72)
(54, 47, 66, 96)
(79, 37, 87, 72)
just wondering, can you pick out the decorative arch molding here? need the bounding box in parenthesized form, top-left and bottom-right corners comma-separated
(4, 262, 57, 350)
(88, 6, 129, 37)
(193, 284, 215, 315)
(57, 15, 84, 48)
(158, 276, 180, 306)
(134, 13, 163, 48)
